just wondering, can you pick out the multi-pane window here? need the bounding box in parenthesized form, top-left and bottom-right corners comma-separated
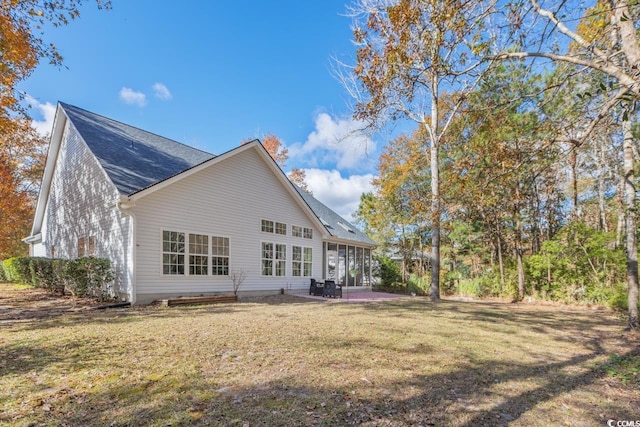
(77, 237, 86, 257)
(292, 246, 302, 276)
(163, 231, 185, 275)
(163, 231, 231, 276)
(293, 246, 311, 277)
(261, 219, 274, 233)
(212, 236, 229, 275)
(303, 247, 313, 276)
(292, 225, 312, 239)
(275, 222, 287, 235)
(261, 242, 273, 276)
(88, 236, 96, 256)
(275, 244, 286, 276)
(189, 234, 208, 275)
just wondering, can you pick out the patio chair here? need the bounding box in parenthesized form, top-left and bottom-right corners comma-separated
(309, 278, 324, 296)
(322, 280, 342, 298)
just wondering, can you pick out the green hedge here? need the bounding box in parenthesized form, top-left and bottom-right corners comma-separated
(2, 256, 115, 301)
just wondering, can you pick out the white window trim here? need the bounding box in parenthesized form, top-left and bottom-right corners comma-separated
(292, 245, 313, 277)
(160, 229, 231, 277)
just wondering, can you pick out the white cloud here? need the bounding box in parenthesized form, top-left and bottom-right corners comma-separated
(304, 168, 375, 222)
(26, 95, 56, 137)
(119, 87, 147, 107)
(288, 113, 377, 171)
(152, 82, 172, 100)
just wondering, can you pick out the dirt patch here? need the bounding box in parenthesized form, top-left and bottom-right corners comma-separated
(0, 283, 107, 323)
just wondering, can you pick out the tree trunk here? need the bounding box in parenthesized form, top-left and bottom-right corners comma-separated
(570, 139, 579, 220)
(598, 137, 608, 232)
(496, 220, 505, 291)
(616, 174, 625, 249)
(429, 138, 441, 301)
(623, 119, 638, 329)
(429, 81, 441, 302)
(515, 217, 525, 301)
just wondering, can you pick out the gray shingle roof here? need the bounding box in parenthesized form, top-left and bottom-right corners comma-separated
(62, 102, 375, 246)
(294, 185, 376, 246)
(61, 103, 215, 195)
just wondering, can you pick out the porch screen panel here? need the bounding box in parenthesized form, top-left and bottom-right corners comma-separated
(356, 247, 364, 286)
(338, 245, 346, 285)
(348, 246, 355, 286)
(364, 248, 371, 285)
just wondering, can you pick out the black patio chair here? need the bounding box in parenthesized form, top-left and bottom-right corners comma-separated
(310, 278, 324, 296)
(322, 280, 342, 298)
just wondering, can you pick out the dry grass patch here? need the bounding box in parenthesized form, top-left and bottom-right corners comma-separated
(0, 283, 638, 426)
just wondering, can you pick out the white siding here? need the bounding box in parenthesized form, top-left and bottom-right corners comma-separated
(32, 243, 47, 257)
(133, 147, 323, 301)
(40, 121, 132, 299)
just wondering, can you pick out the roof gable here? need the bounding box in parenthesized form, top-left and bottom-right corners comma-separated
(61, 103, 214, 195)
(30, 103, 375, 247)
(293, 185, 376, 246)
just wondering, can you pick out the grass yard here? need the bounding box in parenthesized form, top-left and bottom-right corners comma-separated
(0, 283, 638, 426)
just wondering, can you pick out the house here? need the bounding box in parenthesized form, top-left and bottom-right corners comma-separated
(24, 103, 376, 304)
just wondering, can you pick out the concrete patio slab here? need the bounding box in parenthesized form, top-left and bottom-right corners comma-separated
(290, 289, 412, 303)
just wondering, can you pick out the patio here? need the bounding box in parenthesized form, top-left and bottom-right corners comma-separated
(290, 288, 411, 303)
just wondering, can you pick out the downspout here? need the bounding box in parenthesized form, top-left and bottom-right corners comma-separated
(116, 198, 137, 305)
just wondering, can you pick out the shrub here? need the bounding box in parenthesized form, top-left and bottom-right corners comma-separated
(407, 274, 429, 296)
(0, 263, 5, 282)
(29, 257, 65, 294)
(373, 254, 402, 286)
(3, 256, 115, 301)
(63, 257, 114, 301)
(2, 257, 32, 283)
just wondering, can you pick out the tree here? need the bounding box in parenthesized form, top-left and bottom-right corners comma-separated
(495, 0, 639, 328)
(0, 0, 110, 131)
(341, 0, 495, 300)
(242, 134, 311, 193)
(0, 153, 34, 258)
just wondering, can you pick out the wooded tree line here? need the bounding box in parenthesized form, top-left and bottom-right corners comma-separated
(344, 0, 639, 329)
(0, 1, 110, 259)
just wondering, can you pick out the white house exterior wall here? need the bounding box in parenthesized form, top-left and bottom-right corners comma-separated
(40, 121, 132, 298)
(132, 147, 324, 303)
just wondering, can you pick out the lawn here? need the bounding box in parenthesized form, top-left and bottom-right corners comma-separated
(1, 283, 638, 426)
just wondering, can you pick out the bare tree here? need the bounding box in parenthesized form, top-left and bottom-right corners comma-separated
(337, 0, 496, 301)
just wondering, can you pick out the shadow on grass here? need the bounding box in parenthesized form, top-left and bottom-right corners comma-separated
(6, 345, 638, 426)
(3, 286, 638, 426)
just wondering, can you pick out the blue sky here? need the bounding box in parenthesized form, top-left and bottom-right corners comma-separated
(21, 1, 385, 221)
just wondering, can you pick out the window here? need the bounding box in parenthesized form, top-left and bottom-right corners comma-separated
(292, 246, 302, 277)
(303, 227, 313, 239)
(162, 231, 230, 276)
(189, 234, 208, 275)
(261, 219, 274, 233)
(77, 237, 86, 257)
(163, 231, 185, 275)
(275, 244, 286, 276)
(292, 226, 302, 238)
(293, 246, 312, 277)
(304, 247, 313, 276)
(261, 242, 273, 276)
(88, 236, 96, 256)
(275, 222, 287, 235)
(212, 236, 229, 275)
